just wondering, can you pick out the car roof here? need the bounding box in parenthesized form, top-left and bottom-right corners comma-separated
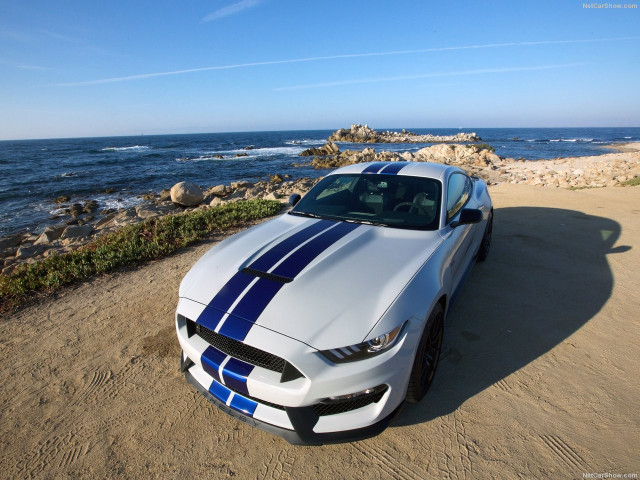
(330, 161, 461, 182)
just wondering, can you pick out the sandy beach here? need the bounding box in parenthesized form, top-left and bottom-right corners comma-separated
(1, 180, 639, 479)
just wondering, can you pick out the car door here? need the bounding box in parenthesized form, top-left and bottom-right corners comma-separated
(441, 173, 477, 295)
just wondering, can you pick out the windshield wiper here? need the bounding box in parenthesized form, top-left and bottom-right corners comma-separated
(288, 210, 323, 219)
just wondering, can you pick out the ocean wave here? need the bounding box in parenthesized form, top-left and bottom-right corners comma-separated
(102, 145, 150, 152)
(624, 136, 632, 139)
(285, 139, 325, 146)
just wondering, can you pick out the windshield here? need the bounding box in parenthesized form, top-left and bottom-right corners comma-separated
(290, 173, 442, 230)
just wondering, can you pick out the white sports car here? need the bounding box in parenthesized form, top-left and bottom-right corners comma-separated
(175, 161, 493, 445)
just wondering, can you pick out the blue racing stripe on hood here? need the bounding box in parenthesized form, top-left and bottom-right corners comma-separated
(248, 219, 335, 272)
(219, 222, 361, 340)
(196, 219, 334, 330)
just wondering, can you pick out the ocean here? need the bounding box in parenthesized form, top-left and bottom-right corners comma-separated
(1, 127, 638, 237)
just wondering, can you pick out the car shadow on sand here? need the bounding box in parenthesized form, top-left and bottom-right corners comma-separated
(393, 206, 631, 426)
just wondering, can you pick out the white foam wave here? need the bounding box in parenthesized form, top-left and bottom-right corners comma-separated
(624, 136, 632, 139)
(102, 145, 150, 152)
(285, 139, 325, 146)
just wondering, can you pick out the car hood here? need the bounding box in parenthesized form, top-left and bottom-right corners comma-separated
(180, 214, 442, 350)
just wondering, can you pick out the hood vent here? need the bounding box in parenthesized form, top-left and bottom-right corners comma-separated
(241, 267, 293, 284)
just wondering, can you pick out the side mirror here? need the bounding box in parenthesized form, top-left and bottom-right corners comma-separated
(450, 208, 483, 228)
(289, 193, 301, 207)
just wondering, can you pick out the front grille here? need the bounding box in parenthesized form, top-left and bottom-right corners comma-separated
(312, 389, 387, 416)
(189, 320, 287, 373)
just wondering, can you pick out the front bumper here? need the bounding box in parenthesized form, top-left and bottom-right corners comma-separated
(176, 297, 418, 445)
(183, 365, 402, 445)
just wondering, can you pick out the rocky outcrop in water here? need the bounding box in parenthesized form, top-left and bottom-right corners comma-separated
(328, 124, 481, 143)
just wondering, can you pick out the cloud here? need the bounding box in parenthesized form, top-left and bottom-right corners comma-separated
(274, 64, 587, 90)
(53, 36, 637, 87)
(202, 0, 261, 22)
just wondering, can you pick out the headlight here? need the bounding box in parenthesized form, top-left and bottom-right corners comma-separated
(319, 322, 406, 363)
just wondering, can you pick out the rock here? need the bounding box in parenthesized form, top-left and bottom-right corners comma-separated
(269, 174, 284, 184)
(230, 181, 251, 190)
(34, 225, 66, 245)
(135, 203, 177, 219)
(55, 195, 71, 204)
(94, 213, 116, 229)
(69, 203, 84, 218)
(299, 142, 340, 157)
(140, 193, 157, 201)
(235, 153, 248, 158)
(170, 181, 204, 206)
(214, 155, 224, 159)
(0, 233, 26, 250)
(113, 209, 138, 226)
(103, 188, 116, 194)
(208, 185, 228, 196)
(209, 197, 224, 207)
(264, 192, 280, 201)
(15, 244, 47, 259)
(328, 124, 481, 143)
(159, 189, 171, 201)
(0, 247, 18, 259)
(245, 145, 256, 150)
(61, 224, 93, 240)
(83, 200, 99, 214)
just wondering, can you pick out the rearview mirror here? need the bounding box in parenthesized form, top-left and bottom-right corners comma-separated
(450, 208, 483, 228)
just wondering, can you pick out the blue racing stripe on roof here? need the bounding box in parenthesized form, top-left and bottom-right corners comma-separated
(379, 161, 411, 174)
(362, 162, 388, 173)
(248, 219, 335, 272)
(222, 358, 254, 396)
(201, 345, 226, 383)
(272, 222, 360, 279)
(229, 394, 257, 416)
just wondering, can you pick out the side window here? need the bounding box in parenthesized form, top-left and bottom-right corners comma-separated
(446, 173, 472, 222)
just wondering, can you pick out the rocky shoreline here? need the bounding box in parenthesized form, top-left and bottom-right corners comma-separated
(328, 124, 481, 143)
(1, 142, 638, 276)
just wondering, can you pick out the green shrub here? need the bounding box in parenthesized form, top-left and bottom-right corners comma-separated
(0, 199, 282, 310)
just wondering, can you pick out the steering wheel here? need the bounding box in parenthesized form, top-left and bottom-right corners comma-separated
(393, 202, 428, 215)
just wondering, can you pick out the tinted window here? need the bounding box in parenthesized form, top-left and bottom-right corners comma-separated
(446, 173, 472, 222)
(290, 174, 442, 230)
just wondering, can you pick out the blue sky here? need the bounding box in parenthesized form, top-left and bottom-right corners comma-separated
(1, 0, 639, 140)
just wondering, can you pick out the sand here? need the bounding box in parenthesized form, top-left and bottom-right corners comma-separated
(1, 183, 639, 479)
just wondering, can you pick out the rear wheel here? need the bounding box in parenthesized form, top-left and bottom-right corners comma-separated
(476, 211, 493, 262)
(406, 303, 444, 403)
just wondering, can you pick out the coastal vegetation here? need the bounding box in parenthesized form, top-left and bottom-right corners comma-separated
(0, 199, 282, 312)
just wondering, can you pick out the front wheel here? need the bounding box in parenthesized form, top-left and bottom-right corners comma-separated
(406, 303, 444, 403)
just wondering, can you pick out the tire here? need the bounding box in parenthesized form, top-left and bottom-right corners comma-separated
(406, 303, 444, 403)
(476, 211, 493, 263)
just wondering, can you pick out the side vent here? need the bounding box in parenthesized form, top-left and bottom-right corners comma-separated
(242, 267, 293, 284)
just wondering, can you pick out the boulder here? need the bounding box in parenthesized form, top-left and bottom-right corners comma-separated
(69, 203, 84, 218)
(209, 197, 224, 207)
(170, 181, 204, 206)
(15, 244, 47, 259)
(230, 181, 251, 190)
(0, 233, 26, 250)
(61, 224, 93, 240)
(34, 225, 66, 245)
(208, 185, 228, 196)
